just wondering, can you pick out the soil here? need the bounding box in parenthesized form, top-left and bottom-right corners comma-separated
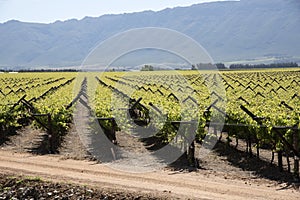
(0, 149, 299, 200)
(0, 126, 49, 154)
(58, 124, 91, 160)
(1, 127, 300, 200)
(0, 173, 167, 200)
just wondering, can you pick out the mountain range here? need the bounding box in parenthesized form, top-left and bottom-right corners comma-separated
(0, 0, 300, 69)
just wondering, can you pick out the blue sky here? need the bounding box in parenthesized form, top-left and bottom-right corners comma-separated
(0, 0, 232, 23)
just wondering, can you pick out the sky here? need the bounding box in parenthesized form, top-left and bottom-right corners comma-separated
(0, 0, 232, 23)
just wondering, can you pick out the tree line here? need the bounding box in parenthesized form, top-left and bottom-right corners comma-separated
(229, 62, 298, 69)
(191, 62, 299, 70)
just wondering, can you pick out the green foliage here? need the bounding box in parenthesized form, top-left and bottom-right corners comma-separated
(141, 65, 154, 71)
(0, 72, 76, 135)
(93, 69, 299, 152)
(0, 69, 299, 155)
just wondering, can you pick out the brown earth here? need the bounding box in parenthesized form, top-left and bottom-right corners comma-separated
(1, 121, 300, 199)
(0, 173, 166, 200)
(0, 149, 299, 200)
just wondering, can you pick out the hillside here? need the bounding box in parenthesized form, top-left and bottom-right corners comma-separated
(0, 0, 299, 68)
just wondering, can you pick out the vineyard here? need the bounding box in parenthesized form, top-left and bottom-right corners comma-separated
(0, 72, 79, 152)
(0, 69, 299, 179)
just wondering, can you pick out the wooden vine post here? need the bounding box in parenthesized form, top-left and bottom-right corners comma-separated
(186, 121, 199, 168)
(171, 121, 197, 168)
(240, 105, 263, 158)
(277, 150, 283, 172)
(293, 127, 299, 180)
(47, 113, 55, 153)
(188, 140, 196, 167)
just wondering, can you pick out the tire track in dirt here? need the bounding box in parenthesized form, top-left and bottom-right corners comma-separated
(0, 150, 298, 200)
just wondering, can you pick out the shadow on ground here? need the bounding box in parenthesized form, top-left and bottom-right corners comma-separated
(213, 141, 296, 183)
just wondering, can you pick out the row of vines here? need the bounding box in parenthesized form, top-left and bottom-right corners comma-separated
(92, 69, 299, 175)
(0, 69, 299, 176)
(0, 72, 82, 152)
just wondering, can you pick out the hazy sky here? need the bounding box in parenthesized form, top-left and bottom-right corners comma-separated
(0, 0, 232, 23)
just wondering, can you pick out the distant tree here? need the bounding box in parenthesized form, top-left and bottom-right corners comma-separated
(197, 63, 213, 70)
(191, 63, 226, 70)
(141, 65, 154, 71)
(215, 63, 226, 69)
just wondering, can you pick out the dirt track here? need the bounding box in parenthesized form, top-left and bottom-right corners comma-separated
(0, 150, 298, 200)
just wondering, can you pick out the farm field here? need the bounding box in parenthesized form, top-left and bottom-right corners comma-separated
(0, 68, 299, 199)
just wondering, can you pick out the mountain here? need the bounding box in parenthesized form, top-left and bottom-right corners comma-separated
(0, 0, 300, 68)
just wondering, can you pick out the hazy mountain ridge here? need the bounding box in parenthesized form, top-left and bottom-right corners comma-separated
(0, 0, 299, 68)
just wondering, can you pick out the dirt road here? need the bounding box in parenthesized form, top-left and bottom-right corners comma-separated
(0, 150, 298, 200)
